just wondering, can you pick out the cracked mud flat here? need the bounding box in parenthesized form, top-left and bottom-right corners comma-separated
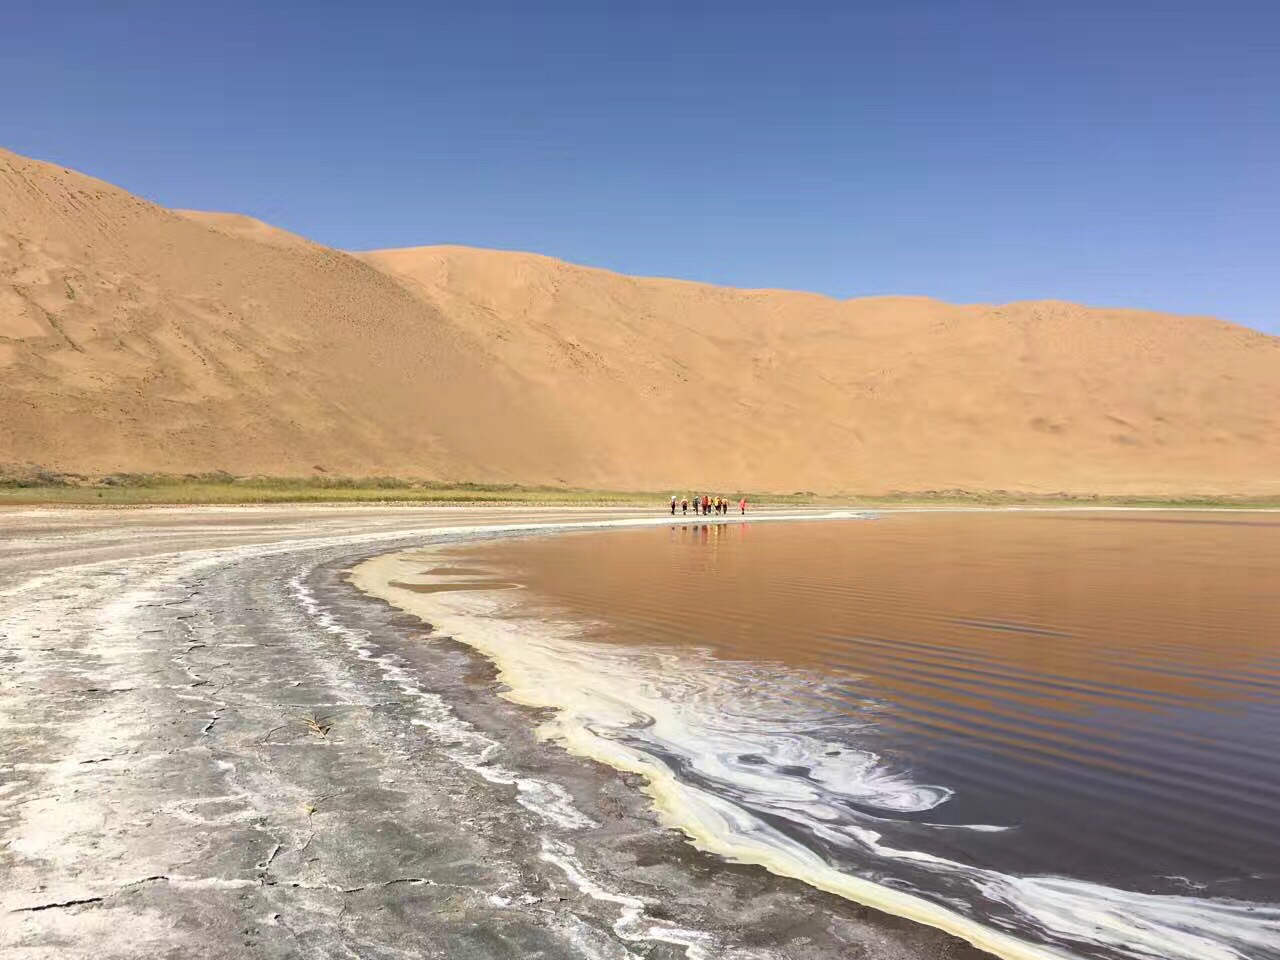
(0, 505, 987, 960)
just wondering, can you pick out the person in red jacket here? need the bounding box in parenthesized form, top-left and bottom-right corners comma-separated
(739, 497, 748, 515)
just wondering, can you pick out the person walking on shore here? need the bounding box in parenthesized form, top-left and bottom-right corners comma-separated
(681, 496, 689, 515)
(702, 494, 710, 516)
(739, 496, 747, 515)
(671, 495, 677, 515)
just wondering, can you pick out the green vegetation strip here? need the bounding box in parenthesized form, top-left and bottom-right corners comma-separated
(0, 471, 1275, 508)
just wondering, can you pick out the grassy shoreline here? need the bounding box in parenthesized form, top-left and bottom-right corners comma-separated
(1, 472, 1276, 509)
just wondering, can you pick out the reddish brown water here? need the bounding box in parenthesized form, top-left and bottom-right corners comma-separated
(443, 511, 1280, 959)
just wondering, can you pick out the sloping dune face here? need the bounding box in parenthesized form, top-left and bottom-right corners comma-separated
(0, 149, 581, 481)
(2, 146, 1278, 493)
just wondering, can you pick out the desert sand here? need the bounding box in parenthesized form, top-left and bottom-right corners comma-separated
(2, 146, 1277, 494)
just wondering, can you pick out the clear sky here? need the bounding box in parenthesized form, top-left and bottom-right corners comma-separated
(3, 1, 1277, 333)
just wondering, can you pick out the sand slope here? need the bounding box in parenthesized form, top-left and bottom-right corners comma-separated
(0, 148, 581, 483)
(2, 146, 1278, 493)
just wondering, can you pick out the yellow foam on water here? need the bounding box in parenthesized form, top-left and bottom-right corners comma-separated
(352, 546, 1074, 960)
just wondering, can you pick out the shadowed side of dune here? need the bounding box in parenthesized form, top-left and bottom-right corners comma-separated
(0, 148, 587, 483)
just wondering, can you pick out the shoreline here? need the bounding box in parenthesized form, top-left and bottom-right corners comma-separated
(3, 499, 1280, 518)
(1, 505, 997, 960)
(4, 506, 1276, 959)
(351, 523, 1063, 960)
(349, 512, 1280, 960)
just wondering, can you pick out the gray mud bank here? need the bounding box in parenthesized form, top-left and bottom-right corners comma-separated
(0, 507, 986, 959)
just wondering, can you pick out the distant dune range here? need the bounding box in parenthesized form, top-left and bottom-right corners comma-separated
(2, 147, 1277, 494)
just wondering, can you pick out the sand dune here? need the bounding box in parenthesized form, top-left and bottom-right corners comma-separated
(2, 146, 1277, 494)
(173, 210, 318, 249)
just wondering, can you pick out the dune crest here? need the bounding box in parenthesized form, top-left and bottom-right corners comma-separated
(173, 210, 318, 249)
(2, 147, 1277, 494)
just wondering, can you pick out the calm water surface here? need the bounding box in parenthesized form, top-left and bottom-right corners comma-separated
(439, 512, 1280, 959)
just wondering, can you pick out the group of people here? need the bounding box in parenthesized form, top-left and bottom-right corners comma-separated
(671, 494, 747, 516)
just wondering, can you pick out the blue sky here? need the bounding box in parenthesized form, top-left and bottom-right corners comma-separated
(3, 1, 1277, 333)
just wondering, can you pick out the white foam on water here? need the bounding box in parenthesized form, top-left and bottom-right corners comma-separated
(352, 544, 1280, 960)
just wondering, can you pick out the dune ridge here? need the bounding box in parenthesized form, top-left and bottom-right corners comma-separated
(2, 146, 1277, 494)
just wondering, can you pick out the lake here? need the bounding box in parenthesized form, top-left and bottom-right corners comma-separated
(361, 511, 1280, 960)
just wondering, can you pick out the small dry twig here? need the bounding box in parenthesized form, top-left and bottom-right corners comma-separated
(302, 713, 331, 738)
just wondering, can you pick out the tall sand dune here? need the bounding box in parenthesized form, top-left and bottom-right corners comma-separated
(2, 146, 1278, 494)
